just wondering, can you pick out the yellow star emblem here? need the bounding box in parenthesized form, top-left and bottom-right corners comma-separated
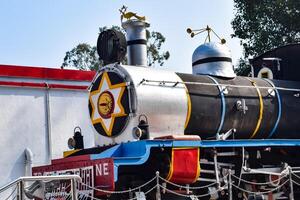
(89, 72, 127, 136)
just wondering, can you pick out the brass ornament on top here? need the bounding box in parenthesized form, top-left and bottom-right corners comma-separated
(119, 5, 146, 22)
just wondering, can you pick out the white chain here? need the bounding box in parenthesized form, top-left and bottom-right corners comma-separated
(78, 175, 156, 194)
(159, 184, 227, 198)
(77, 184, 157, 200)
(75, 174, 225, 199)
(231, 173, 287, 185)
(231, 179, 288, 195)
(159, 176, 218, 189)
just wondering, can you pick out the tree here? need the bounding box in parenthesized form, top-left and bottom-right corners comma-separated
(232, 0, 300, 75)
(146, 30, 170, 66)
(62, 26, 170, 70)
(234, 58, 251, 76)
(61, 44, 99, 71)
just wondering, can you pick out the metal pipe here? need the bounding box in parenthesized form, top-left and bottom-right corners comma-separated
(45, 85, 52, 163)
(289, 167, 294, 200)
(71, 178, 78, 200)
(228, 169, 232, 200)
(213, 149, 220, 188)
(142, 78, 300, 92)
(122, 20, 150, 66)
(251, 64, 255, 78)
(24, 148, 33, 176)
(0, 81, 89, 91)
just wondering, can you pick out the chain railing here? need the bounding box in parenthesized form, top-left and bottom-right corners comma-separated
(75, 171, 225, 200)
(226, 166, 300, 200)
(75, 168, 300, 200)
(3, 168, 300, 200)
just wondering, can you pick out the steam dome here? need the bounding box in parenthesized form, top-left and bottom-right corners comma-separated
(192, 42, 236, 78)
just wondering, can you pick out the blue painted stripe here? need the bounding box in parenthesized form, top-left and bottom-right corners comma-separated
(264, 79, 282, 138)
(200, 139, 300, 148)
(207, 76, 226, 134)
(90, 139, 300, 162)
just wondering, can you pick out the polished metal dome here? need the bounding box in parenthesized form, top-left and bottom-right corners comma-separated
(192, 42, 236, 78)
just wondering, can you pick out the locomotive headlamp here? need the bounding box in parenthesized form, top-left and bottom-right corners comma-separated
(133, 127, 143, 139)
(97, 29, 127, 65)
(67, 137, 75, 149)
(67, 126, 84, 149)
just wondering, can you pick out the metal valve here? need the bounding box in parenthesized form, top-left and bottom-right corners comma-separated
(236, 99, 248, 114)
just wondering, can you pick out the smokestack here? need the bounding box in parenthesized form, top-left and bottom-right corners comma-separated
(122, 20, 150, 66)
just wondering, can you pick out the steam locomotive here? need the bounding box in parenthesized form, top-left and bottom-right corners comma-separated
(33, 18, 300, 200)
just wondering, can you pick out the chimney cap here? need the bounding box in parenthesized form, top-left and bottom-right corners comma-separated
(122, 19, 150, 29)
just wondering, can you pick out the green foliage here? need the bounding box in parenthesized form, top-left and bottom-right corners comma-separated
(234, 58, 251, 76)
(232, 0, 300, 76)
(146, 30, 170, 66)
(232, 0, 300, 57)
(61, 44, 100, 71)
(62, 26, 170, 70)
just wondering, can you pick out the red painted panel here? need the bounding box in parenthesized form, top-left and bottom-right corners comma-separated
(0, 81, 88, 90)
(167, 148, 200, 184)
(33, 158, 115, 197)
(0, 64, 96, 81)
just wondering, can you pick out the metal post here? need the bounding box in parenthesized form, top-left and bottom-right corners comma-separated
(155, 171, 161, 200)
(186, 184, 190, 194)
(289, 167, 294, 200)
(17, 180, 24, 200)
(45, 86, 52, 162)
(71, 178, 78, 200)
(228, 169, 232, 200)
(213, 149, 220, 188)
(129, 188, 133, 199)
(207, 26, 211, 42)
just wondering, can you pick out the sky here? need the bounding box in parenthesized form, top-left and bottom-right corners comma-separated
(0, 0, 242, 73)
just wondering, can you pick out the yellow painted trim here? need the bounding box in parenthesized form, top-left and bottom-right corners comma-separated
(166, 149, 175, 180)
(192, 148, 201, 183)
(247, 78, 264, 139)
(63, 149, 81, 158)
(88, 72, 127, 137)
(184, 86, 192, 129)
(109, 82, 127, 89)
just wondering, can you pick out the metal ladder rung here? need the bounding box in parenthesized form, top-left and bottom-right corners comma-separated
(200, 169, 215, 174)
(200, 159, 234, 167)
(197, 177, 217, 182)
(216, 152, 238, 156)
